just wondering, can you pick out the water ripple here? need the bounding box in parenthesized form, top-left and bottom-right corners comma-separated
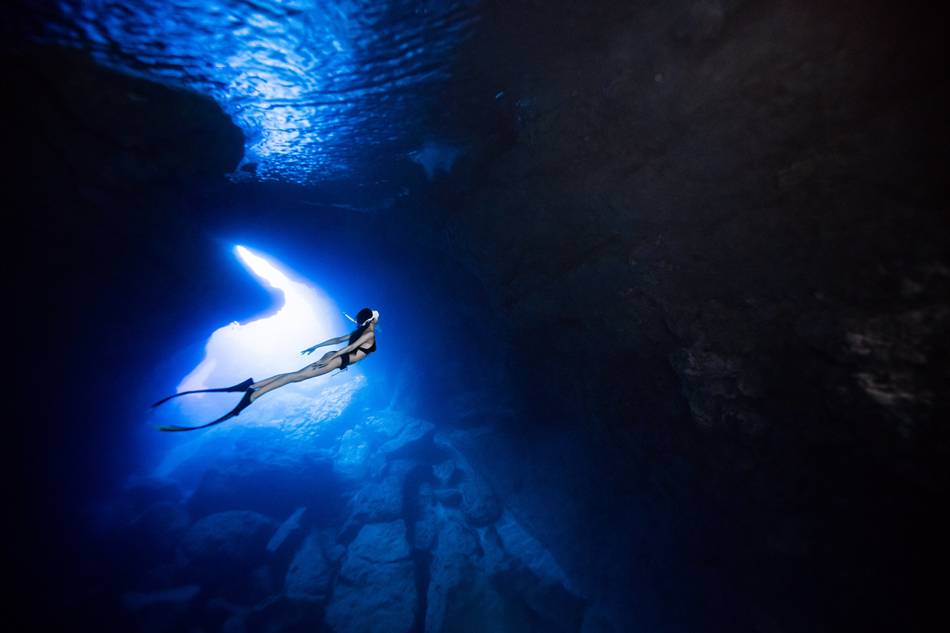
(23, 0, 480, 181)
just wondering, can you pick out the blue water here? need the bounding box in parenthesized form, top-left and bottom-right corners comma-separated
(6, 1, 946, 631)
(27, 0, 479, 181)
(6, 3, 630, 632)
(87, 223, 551, 632)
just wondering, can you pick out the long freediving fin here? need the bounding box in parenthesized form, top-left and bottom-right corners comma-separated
(156, 389, 255, 432)
(152, 378, 255, 407)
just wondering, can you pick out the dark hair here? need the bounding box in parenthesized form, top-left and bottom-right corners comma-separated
(356, 308, 374, 324)
(348, 308, 376, 346)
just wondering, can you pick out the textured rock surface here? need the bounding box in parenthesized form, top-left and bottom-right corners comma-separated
(425, 509, 482, 633)
(267, 507, 308, 557)
(180, 511, 278, 573)
(121, 585, 202, 633)
(458, 475, 502, 528)
(284, 530, 332, 602)
(415, 1, 949, 630)
(326, 521, 417, 633)
(345, 476, 404, 527)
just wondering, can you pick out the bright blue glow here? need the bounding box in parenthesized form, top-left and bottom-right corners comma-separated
(179, 245, 341, 392)
(32, 0, 481, 181)
(155, 245, 365, 442)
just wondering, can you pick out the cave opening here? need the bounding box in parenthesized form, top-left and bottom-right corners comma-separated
(3, 1, 948, 632)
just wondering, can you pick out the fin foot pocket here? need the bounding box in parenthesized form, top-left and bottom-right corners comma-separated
(152, 378, 255, 407)
(155, 388, 255, 432)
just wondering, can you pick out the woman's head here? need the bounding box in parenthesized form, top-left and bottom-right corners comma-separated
(356, 308, 377, 325)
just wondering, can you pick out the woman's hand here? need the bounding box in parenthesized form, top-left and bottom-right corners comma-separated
(301, 334, 350, 355)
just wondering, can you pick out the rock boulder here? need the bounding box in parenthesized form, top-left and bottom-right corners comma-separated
(326, 520, 417, 633)
(179, 511, 278, 576)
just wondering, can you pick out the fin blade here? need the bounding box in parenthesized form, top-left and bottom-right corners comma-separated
(155, 388, 255, 432)
(152, 378, 255, 408)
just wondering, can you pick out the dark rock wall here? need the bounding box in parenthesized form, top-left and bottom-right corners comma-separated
(410, 0, 949, 630)
(2, 44, 249, 627)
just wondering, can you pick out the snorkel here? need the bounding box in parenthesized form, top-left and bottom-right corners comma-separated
(344, 309, 379, 327)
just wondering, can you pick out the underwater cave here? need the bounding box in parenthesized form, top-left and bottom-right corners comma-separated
(3, 1, 948, 632)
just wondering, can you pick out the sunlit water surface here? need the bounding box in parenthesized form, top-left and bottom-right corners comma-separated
(25, 0, 480, 181)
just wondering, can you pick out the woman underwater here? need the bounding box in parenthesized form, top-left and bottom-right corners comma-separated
(153, 308, 379, 432)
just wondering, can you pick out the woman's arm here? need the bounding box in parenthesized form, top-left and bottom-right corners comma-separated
(331, 328, 374, 357)
(301, 333, 351, 355)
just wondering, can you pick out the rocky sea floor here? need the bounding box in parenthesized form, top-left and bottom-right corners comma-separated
(91, 389, 587, 633)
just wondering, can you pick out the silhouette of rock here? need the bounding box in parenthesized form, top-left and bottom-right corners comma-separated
(121, 584, 202, 633)
(247, 594, 324, 633)
(114, 501, 191, 569)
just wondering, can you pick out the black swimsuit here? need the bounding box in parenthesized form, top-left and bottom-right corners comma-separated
(155, 328, 376, 432)
(338, 335, 376, 371)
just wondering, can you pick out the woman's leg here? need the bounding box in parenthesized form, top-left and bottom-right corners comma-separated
(248, 353, 343, 401)
(156, 353, 345, 432)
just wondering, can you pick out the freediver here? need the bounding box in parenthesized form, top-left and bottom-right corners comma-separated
(153, 308, 379, 432)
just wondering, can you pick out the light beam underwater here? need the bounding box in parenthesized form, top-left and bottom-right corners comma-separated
(177, 246, 343, 396)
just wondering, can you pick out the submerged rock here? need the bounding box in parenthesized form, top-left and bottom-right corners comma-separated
(201, 598, 248, 632)
(124, 477, 185, 512)
(337, 414, 437, 481)
(433, 577, 532, 633)
(346, 475, 404, 526)
(122, 584, 202, 611)
(409, 482, 439, 551)
(179, 511, 278, 575)
(326, 520, 417, 633)
(494, 512, 574, 593)
(494, 512, 585, 632)
(246, 565, 279, 605)
(247, 594, 324, 633)
(425, 509, 481, 633)
(284, 530, 332, 602)
(266, 506, 308, 565)
(458, 476, 501, 527)
(319, 528, 347, 564)
(426, 509, 531, 633)
(377, 417, 436, 459)
(435, 488, 462, 507)
(335, 429, 371, 480)
(344, 520, 413, 565)
(114, 501, 191, 569)
(360, 412, 411, 442)
(433, 460, 462, 488)
(121, 584, 201, 633)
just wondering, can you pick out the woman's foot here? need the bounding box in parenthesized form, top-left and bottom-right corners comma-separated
(226, 389, 255, 418)
(155, 387, 256, 432)
(225, 378, 255, 392)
